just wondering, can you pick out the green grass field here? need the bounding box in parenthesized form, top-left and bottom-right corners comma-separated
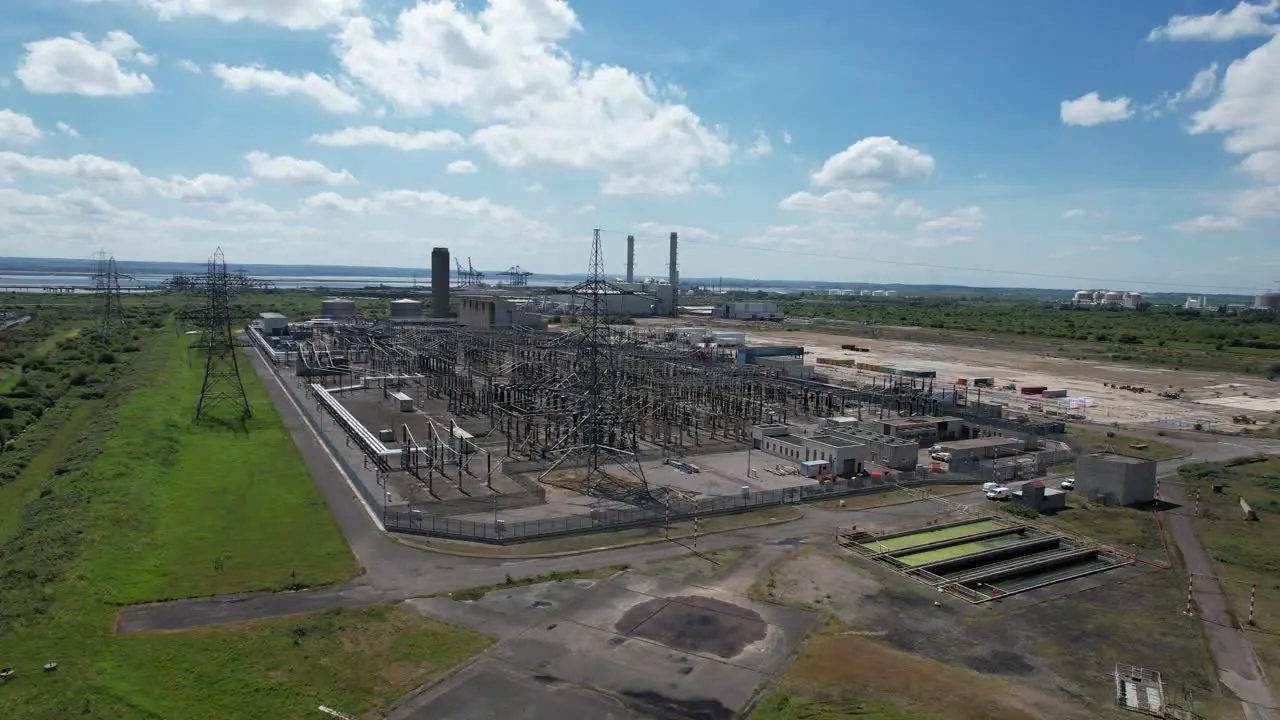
(1065, 427, 1184, 462)
(0, 317, 489, 719)
(1178, 456, 1280, 683)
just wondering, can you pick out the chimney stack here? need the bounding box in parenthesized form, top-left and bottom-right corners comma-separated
(668, 231, 678, 317)
(431, 247, 450, 318)
(625, 235, 635, 284)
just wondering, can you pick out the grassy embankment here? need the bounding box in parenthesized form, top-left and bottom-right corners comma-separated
(1179, 455, 1280, 683)
(0, 317, 488, 719)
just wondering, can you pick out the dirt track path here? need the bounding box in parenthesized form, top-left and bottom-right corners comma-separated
(1162, 476, 1279, 720)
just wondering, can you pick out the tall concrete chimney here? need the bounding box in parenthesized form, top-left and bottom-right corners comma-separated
(668, 231, 678, 317)
(625, 235, 635, 284)
(431, 247, 450, 318)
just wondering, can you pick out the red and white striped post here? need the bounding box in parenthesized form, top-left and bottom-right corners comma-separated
(1195, 490, 1201, 518)
(1186, 575, 1195, 617)
(1250, 584, 1257, 626)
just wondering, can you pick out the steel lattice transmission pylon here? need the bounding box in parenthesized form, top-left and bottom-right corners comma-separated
(91, 250, 129, 344)
(536, 229, 651, 504)
(193, 247, 251, 423)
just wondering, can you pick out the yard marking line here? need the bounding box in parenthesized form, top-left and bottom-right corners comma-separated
(256, 346, 385, 532)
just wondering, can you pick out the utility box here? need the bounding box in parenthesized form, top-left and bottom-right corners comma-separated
(1075, 453, 1157, 506)
(390, 391, 413, 412)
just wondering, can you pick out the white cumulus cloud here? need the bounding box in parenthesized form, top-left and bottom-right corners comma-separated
(633, 221, 717, 240)
(1060, 92, 1134, 126)
(778, 189, 884, 214)
(811, 136, 935, 188)
(77, 0, 362, 30)
(55, 121, 79, 138)
(445, 159, 477, 174)
(1063, 208, 1088, 219)
(918, 206, 985, 232)
(748, 130, 773, 157)
(244, 151, 356, 186)
(211, 64, 361, 114)
(1170, 215, 1245, 232)
(15, 31, 154, 96)
(333, 0, 730, 196)
(1243, 150, 1280, 182)
(1147, 0, 1280, 42)
(309, 126, 464, 151)
(0, 110, 44, 144)
(1190, 35, 1280, 155)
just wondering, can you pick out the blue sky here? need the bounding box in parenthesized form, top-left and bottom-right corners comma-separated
(0, 0, 1277, 292)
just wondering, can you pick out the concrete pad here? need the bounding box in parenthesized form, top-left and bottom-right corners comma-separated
(491, 619, 753, 718)
(390, 657, 650, 720)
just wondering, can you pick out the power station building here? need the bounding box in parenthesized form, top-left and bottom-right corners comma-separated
(457, 295, 547, 330)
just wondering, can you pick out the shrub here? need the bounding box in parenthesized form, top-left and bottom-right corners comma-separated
(1005, 503, 1041, 519)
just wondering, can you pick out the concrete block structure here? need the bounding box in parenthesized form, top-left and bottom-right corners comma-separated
(754, 356, 815, 380)
(871, 415, 965, 445)
(258, 311, 288, 336)
(803, 433, 864, 476)
(1013, 480, 1066, 513)
(1075, 453, 1157, 506)
(457, 295, 548, 330)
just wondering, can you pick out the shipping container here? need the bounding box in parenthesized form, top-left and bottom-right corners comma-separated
(1020, 386, 1047, 395)
(1042, 389, 1068, 398)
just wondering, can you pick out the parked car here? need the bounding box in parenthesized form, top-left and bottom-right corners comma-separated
(985, 485, 1011, 500)
(1060, 477, 1075, 490)
(982, 482, 1001, 493)
(930, 452, 952, 462)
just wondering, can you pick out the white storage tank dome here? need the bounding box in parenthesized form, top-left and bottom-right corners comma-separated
(390, 298, 423, 318)
(321, 297, 357, 318)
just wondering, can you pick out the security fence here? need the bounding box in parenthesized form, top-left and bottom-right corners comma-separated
(382, 478, 858, 543)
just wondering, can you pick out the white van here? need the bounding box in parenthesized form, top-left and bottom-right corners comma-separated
(985, 485, 1011, 500)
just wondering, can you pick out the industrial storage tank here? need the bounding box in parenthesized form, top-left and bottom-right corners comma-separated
(390, 298, 422, 318)
(1256, 292, 1280, 313)
(1103, 291, 1123, 304)
(1073, 290, 1092, 302)
(1123, 292, 1142, 309)
(1092, 291, 1105, 302)
(321, 297, 356, 318)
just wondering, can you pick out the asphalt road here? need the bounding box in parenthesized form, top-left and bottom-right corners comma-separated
(119, 346, 1280, 718)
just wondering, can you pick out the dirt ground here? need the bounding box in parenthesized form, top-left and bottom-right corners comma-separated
(640, 318, 1280, 433)
(754, 548, 1224, 719)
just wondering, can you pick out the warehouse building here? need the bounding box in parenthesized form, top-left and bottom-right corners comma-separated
(1075, 453, 1157, 506)
(713, 301, 782, 320)
(935, 436, 1025, 461)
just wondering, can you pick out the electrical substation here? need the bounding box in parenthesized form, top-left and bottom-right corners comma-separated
(234, 230, 1108, 551)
